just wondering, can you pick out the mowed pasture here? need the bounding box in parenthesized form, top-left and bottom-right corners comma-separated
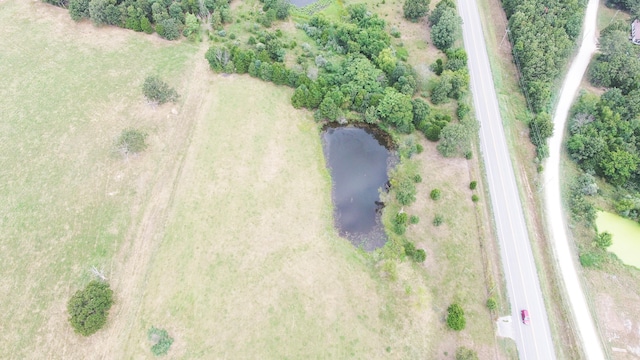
(1, 1, 501, 358)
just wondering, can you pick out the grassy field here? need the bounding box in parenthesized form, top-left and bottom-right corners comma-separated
(1, 0, 503, 358)
(0, 1, 198, 358)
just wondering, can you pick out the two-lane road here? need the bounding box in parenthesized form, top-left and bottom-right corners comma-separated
(458, 0, 556, 358)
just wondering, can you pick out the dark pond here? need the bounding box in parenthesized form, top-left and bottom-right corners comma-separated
(322, 125, 397, 251)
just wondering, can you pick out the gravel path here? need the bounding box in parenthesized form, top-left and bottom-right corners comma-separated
(543, 0, 606, 358)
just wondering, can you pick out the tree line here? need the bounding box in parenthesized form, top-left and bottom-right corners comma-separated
(206, 4, 471, 144)
(42, 0, 232, 40)
(502, 0, 585, 158)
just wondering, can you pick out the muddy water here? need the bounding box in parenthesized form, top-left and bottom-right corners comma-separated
(322, 126, 396, 251)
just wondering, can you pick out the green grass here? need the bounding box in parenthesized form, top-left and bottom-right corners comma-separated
(0, 1, 196, 357)
(125, 76, 434, 358)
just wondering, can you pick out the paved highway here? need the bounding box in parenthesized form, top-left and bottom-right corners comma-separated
(457, 0, 557, 358)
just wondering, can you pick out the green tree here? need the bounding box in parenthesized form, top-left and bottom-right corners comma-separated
(69, 0, 90, 21)
(116, 129, 148, 155)
(430, 8, 461, 50)
(183, 13, 199, 39)
(446, 303, 466, 331)
(67, 281, 114, 336)
(486, 297, 497, 310)
(601, 150, 639, 186)
(143, 75, 179, 104)
(157, 18, 180, 40)
(377, 88, 414, 133)
(430, 188, 441, 200)
(403, 0, 430, 22)
(148, 326, 174, 356)
(437, 122, 470, 158)
(141, 16, 153, 34)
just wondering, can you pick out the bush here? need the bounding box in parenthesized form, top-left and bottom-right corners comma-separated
(486, 297, 497, 310)
(413, 174, 422, 183)
(409, 215, 420, 224)
(143, 75, 179, 104)
(469, 181, 477, 190)
(595, 232, 613, 250)
(430, 189, 441, 200)
(67, 281, 114, 336)
(148, 326, 174, 356)
(456, 346, 479, 360)
(116, 129, 148, 155)
(579, 250, 606, 268)
(446, 303, 466, 330)
(471, 194, 479, 202)
(433, 214, 443, 226)
(404, 242, 426, 262)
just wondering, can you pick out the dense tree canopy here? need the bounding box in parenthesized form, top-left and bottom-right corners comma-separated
(429, 0, 461, 51)
(568, 93, 640, 187)
(67, 281, 114, 336)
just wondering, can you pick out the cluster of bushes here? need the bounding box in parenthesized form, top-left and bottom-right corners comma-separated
(567, 93, 640, 188)
(403, 240, 427, 262)
(207, 5, 441, 138)
(501, 0, 584, 159)
(43, 0, 227, 40)
(429, 0, 461, 51)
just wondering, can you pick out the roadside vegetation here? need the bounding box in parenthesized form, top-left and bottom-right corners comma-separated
(4, 0, 506, 357)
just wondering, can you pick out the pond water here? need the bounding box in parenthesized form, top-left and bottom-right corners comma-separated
(289, 0, 318, 7)
(595, 211, 640, 269)
(322, 126, 396, 251)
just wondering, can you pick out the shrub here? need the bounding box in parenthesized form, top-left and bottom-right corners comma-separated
(430, 189, 441, 200)
(471, 194, 479, 202)
(116, 129, 148, 155)
(433, 214, 443, 226)
(392, 173, 417, 206)
(413, 174, 422, 183)
(595, 232, 613, 250)
(469, 181, 477, 190)
(413, 248, 426, 262)
(446, 303, 466, 331)
(148, 326, 174, 356)
(143, 75, 179, 104)
(456, 346, 479, 360)
(67, 281, 114, 336)
(579, 250, 606, 268)
(409, 215, 420, 224)
(486, 297, 497, 311)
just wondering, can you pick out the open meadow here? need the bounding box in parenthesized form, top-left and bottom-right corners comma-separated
(1, 0, 503, 358)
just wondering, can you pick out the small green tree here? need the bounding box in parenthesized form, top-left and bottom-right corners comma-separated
(148, 326, 174, 356)
(158, 18, 180, 40)
(472, 194, 479, 202)
(469, 181, 477, 190)
(67, 281, 114, 336)
(433, 214, 444, 226)
(446, 303, 466, 331)
(595, 232, 613, 250)
(116, 129, 148, 155)
(143, 75, 179, 104)
(430, 189, 441, 200)
(69, 0, 90, 21)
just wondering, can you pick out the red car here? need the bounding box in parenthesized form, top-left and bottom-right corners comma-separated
(521, 309, 530, 325)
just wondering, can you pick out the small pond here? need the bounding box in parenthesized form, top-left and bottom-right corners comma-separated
(322, 125, 397, 251)
(596, 211, 640, 269)
(289, 0, 318, 7)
